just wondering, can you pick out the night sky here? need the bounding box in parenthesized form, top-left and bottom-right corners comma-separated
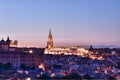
(0, 0, 120, 47)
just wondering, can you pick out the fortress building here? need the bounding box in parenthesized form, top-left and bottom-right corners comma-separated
(0, 37, 18, 51)
(45, 29, 90, 57)
(0, 37, 42, 69)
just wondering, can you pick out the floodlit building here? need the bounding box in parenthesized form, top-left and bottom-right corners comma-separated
(45, 29, 89, 57)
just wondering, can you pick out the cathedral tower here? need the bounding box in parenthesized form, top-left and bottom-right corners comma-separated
(47, 28, 53, 49)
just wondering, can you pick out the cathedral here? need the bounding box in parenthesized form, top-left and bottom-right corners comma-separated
(45, 29, 90, 57)
(0, 37, 18, 51)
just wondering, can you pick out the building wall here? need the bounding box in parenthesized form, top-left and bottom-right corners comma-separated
(0, 51, 41, 69)
(20, 53, 40, 67)
(0, 52, 20, 69)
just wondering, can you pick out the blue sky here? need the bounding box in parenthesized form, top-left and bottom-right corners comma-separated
(0, 0, 120, 47)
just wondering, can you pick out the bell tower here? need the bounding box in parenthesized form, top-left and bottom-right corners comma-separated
(47, 28, 53, 48)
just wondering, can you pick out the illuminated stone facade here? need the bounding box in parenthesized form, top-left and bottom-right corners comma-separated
(45, 46, 90, 57)
(45, 29, 89, 57)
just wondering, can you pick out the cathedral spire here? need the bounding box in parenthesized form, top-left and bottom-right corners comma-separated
(48, 28, 53, 40)
(49, 28, 51, 34)
(47, 28, 53, 48)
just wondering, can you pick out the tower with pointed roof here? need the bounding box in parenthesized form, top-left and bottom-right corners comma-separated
(6, 36, 11, 46)
(47, 28, 53, 48)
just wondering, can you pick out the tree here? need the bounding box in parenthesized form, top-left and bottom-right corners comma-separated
(108, 76, 116, 80)
(83, 74, 93, 80)
(4, 62, 12, 70)
(53, 64, 62, 69)
(0, 63, 3, 69)
(39, 74, 51, 79)
(20, 64, 26, 70)
(64, 72, 82, 79)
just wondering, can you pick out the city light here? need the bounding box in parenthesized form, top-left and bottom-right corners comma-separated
(39, 64, 45, 71)
(29, 50, 33, 54)
(25, 77, 31, 80)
